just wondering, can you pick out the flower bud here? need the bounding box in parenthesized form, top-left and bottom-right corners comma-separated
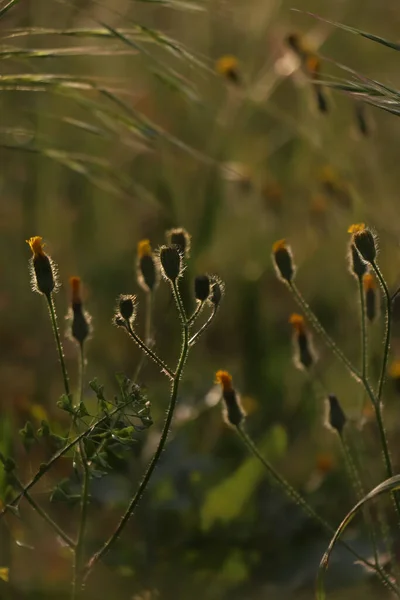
(159, 245, 182, 282)
(208, 276, 225, 308)
(348, 243, 367, 280)
(215, 55, 241, 85)
(363, 273, 377, 322)
(325, 394, 346, 436)
(215, 370, 245, 426)
(26, 236, 58, 297)
(137, 239, 158, 292)
(166, 228, 191, 259)
(289, 314, 315, 370)
(272, 239, 295, 283)
(194, 275, 211, 302)
(348, 224, 376, 263)
(69, 277, 91, 346)
(117, 294, 137, 323)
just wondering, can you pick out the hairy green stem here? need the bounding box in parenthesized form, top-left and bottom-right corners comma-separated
(46, 294, 71, 399)
(289, 283, 361, 380)
(186, 301, 204, 327)
(82, 279, 190, 584)
(133, 291, 153, 382)
(126, 322, 174, 380)
(371, 262, 391, 402)
(189, 306, 217, 346)
(236, 425, 397, 593)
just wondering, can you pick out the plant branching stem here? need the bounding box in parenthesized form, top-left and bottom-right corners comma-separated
(189, 306, 217, 346)
(126, 322, 174, 380)
(46, 294, 71, 399)
(236, 425, 397, 593)
(83, 278, 190, 585)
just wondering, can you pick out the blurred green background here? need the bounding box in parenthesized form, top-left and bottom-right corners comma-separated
(2, 0, 400, 598)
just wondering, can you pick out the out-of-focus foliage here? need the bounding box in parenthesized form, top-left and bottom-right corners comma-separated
(2, 0, 400, 598)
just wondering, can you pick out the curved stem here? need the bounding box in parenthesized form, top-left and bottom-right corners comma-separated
(371, 262, 391, 402)
(186, 301, 204, 327)
(126, 322, 174, 380)
(236, 425, 397, 593)
(189, 306, 217, 347)
(72, 345, 90, 599)
(289, 283, 361, 380)
(82, 279, 190, 584)
(133, 291, 153, 383)
(46, 294, 71, 399)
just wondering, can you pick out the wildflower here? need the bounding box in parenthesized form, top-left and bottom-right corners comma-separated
(116, 294, 137, 325)
(158, 245, 183, 282)
(137, 239, 158, 293)
(363, 273, 377, 322)
(194, 275, 211, 302)
(272, 239, 295, 283)
(289, 313, 315, 370)
(26, 236, 57, 297)
(208, 276, 225, 308)
(166, 228, 191, 259)
(215, 55, 241, 84)
(348, 224, 377, 263)
(348, 243, 367, 280)
(215, 370, 245, 426)
(325, 394, 346, 436)
(68, 277, 91, 346)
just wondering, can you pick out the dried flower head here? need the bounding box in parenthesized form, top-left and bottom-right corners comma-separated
(194, 275, 211, 302)
(272, 239, 295, 283)
(348, 224, 377, 263)
(215, 370, 245, 426)
(68, 276, 91, 346)
(325, 394, 346, 436)
(158, 245, 183, 282)
(289, 313, 315, 370)
(215, 55, 241, 84)
(26, 236, 58, 297)
(137, 239, 158, 292)
(348, 243, 367, 280)
(166, 228, 191, 259)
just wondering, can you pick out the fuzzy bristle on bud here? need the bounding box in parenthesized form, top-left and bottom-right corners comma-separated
(137, 240, 158, 292)
(363, 273, 377, 322)
(26, 236, 57, 297)
(348, 243, 367, 280)
(194, 275, 211, 302)
(68, 277, 91, 346)
(208, 276, 225, 308)
(272, 239, 295, 283)
(348, 224, 376, 263)
(215, 370, 245, 426)
(159, 245, 182, 282)
(166, 228, 191, 259)
(289, 314, 315, 370)
(117, 294, 137, 324)
(325, 394, 346, 436)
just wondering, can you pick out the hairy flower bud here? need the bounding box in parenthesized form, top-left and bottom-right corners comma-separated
(159, 245, 182, 282)
(215, 370, 245, 426)
(117, 294, 137, 324)
(348, 243, 367, 280)
(348, 224, 376, 263)
(194, 275, 211, 302)
(69, 277, 91, 346)
(326, 394, 346, 435)
(272, 239, 295, 283)
(289, 314, 315, 370)
(166, 228, 191, 259)
(137, 239, 158, 292)
(26, 236, 58, 297)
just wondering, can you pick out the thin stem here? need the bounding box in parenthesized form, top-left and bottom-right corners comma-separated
(83, 279, 190, 584)
(186, 301, 204, 327)
(133, 291, 153, 383)
(371, 262, 391, 402)
(339, 434, 379, 567)
(11, 475, 75, 549)
(72, 345, 90, 599)
(189, 306, 217, 347)
(289, 283, 361, 380)
(126, 322, 174, 380)
(358, 278, 368, 382)
(1, 400, 135, 520)
(46, 294, 71, 399)
(236, 425, 397, 594)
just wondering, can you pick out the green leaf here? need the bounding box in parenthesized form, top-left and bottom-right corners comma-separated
(200, 426, 287, 531)
(316, 475, 400, 599)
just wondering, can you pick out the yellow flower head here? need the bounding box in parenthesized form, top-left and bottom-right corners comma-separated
(137, 239, 152, 258)
(215, 370, 233, 393)
(305, 54, 320, 76)
(215, 55, 240, 83)
(272, 239, 287, 254)
(289, 313, 305, 334)
(26, 236, 46, 258)
(316, 453, 335, 474)
(389, 361, 400, 379)
(363, 273, 375, 291)
(69, 276, 82, 304)
(348, 223, 365, 234)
